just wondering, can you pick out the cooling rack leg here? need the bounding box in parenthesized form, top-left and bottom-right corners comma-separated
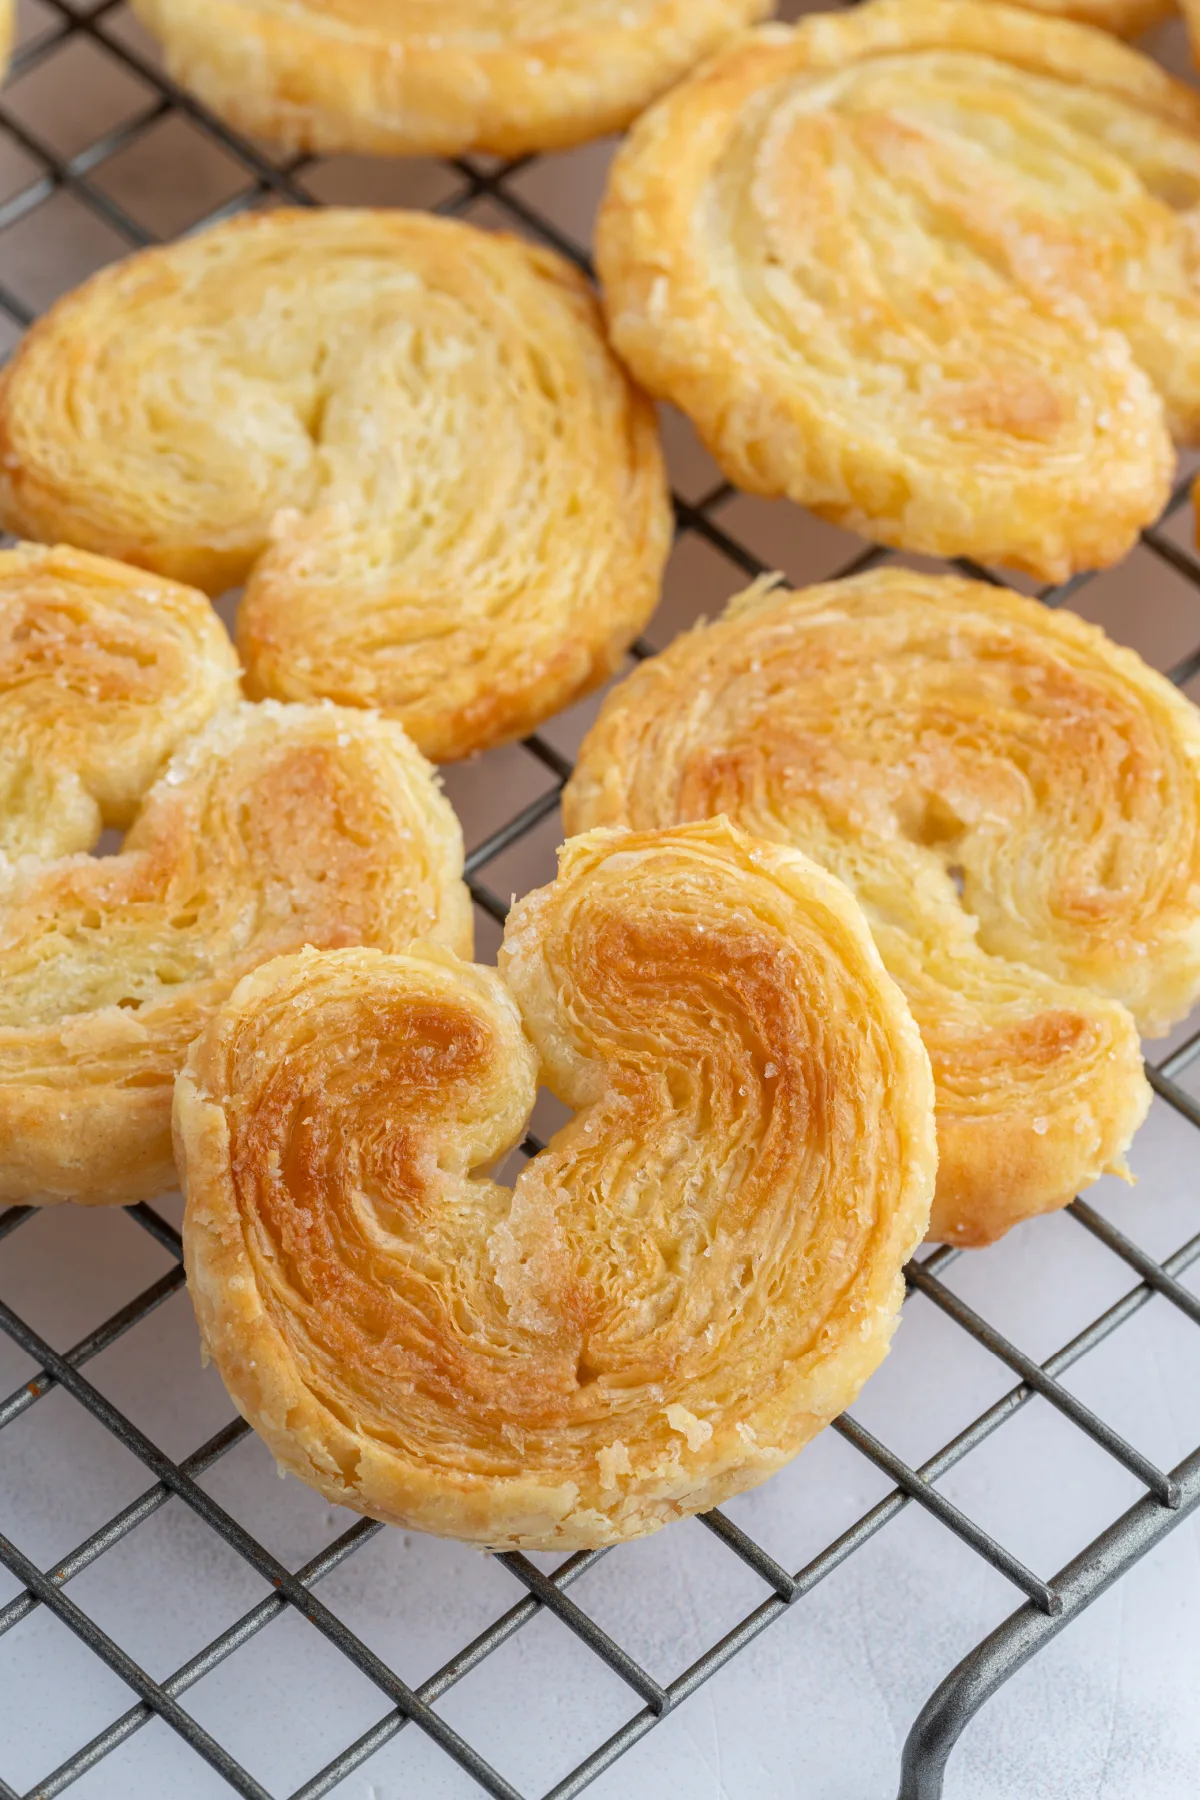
(897, 1443, 1200, 1800)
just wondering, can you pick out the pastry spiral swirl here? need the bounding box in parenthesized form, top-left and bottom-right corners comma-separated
(0, 544, 469, 1206)
(175, 818, 935, 1550)
(596, 0, 1200, 580)
(129, 0, 773, 158)
(0, 543, 240, 863)
(0, 209, 671, 762)
(563, 570, 1200, 1246)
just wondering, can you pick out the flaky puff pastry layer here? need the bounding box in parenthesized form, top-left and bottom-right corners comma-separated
(0, 544, 241, 862)
(595, 0, 1200, 581)
(563, 571, 1200, 1246)
(129, 0, 774, 158)
(0, 544, 470, 1206)
(176, 818, 936, 1550)
(0, 209, 671, 763)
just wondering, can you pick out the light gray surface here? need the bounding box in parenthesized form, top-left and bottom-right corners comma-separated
(3, 3, 1200, 1797)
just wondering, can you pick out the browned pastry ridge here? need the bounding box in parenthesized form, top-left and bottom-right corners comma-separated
(128, 0, 775, 158)
(596, 0, 1200, 581)
(175, 818, 937, 1549)
(0, 209, 672, 763)
(1012, 0, 1172, 33)
(563, 570, 1200, 1245)
(0, 542, 469, 1206)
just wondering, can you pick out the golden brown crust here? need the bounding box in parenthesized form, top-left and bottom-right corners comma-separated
(128, 0, 775, 158)
(0, 543, 241, 860)
(0, 543, 470, 1205)
(561, 570, 1200, 1245)
(1012, 0, 1173, 34)
(595, 0, 1200, 581)
(0, 209, 672, 762)
(177, 818, 936, 1549)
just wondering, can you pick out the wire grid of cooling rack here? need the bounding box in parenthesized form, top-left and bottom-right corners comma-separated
(3, 3, 1200, 1798)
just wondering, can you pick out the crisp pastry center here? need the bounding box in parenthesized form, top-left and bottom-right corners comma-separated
(704, 49, 1200, 451)
(68, 232, 625, 694)
(0, 592, 203, 857)
(620, 595, 1198, 1054)
(0, 738, 418, 1030)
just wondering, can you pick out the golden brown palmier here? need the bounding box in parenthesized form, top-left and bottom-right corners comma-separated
(563, 570, 1200, 1245)
(596, 0, 1200, 581)
(0, 544, 469, 1205)
(176, 818, 936, 1550)
(0, 2, 12, 84)
(0, 209, 671, 762)
(128, 0, 774, 158)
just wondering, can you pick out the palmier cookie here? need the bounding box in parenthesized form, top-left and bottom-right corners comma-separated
(0, 209, 672, 762)
(0, 2, 12, 84)
(596, 0, 1200, 581)
(175, 817, 936, 1550)
(0, 544, 469, 1207)
(563, 570, 1200, 1246)
(128, 1, 774, 159)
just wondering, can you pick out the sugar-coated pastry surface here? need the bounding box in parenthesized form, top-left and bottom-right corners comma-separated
(0, 544, 470, 1206)
(562, 570, 1200, 1245)
(176, 818, 936, 1550)
(0, 209, 671, 762)
(129, 0, 774, 158)
(596, 0, 1200, 581)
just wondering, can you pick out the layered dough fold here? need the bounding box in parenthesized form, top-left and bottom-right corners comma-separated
(596, 0, 1200, 579)
(0, 209, 671, 761)
(129, 0, 774, 157)
(564, 570, 1200, 1244)
(0, 543, 468, 1205)
(176, 819, 936, 1548)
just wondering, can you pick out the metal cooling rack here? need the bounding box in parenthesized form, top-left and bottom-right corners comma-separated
(2, 3, 1200, 1797)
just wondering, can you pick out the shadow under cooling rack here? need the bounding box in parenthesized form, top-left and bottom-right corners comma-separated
(4, 3, 1200, 1798)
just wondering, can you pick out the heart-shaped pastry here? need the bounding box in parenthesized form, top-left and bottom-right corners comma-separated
(0, 209, 672, 761)
(563, 569, 1200, 1245)
(0, 543, 469, 1206)
(596, 0, 1200, 578)
(175, 818, 935, 1549)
